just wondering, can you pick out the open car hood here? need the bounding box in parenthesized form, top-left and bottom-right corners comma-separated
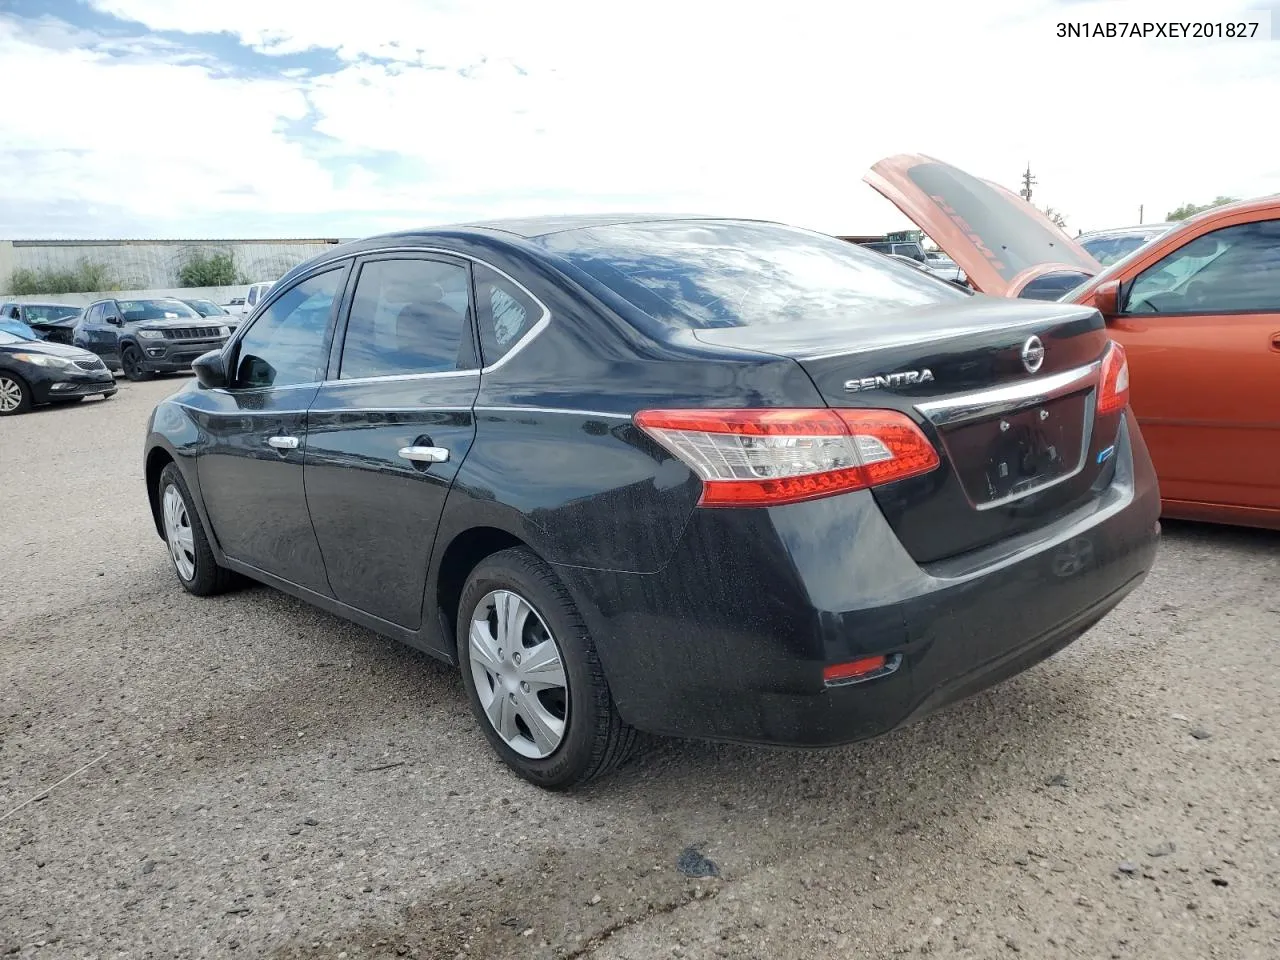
(865, 154, 1102, 298)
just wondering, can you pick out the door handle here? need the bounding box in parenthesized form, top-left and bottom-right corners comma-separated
(267, 436, 300, 450)
(398, 445, 449, 463)
(1270, 332, 1280, 352)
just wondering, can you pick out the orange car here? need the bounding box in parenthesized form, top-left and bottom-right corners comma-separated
(867, 154, 1280, 531)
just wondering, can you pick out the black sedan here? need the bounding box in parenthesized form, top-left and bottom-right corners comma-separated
(142, 215, 1161, 788)
(1, 327, 116, 415)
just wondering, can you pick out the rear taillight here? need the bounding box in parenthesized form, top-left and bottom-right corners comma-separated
(1098, 341, 1130, 416)
(633, 407, 941, 508)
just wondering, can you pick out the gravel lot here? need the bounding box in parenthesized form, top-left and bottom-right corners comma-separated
(2, 377, 1278, 959)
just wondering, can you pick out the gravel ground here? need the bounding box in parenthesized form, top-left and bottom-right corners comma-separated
(2, 378, 1278, 960)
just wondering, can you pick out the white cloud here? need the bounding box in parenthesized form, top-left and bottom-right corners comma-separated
(3, 0, 1279, 239)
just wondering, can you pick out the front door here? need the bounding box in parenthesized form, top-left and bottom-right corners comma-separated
(304, 254, 480, 629)
(190, 264, 349, 593)
(75, 303, 113, 363)
(1111, 217, 1280, 511)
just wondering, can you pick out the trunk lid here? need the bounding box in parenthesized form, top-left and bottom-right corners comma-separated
(864, 154, 1102, 298)
(692, 297, 1121, 562)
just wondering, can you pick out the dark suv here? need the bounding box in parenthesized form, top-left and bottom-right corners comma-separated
(74, 297, 232, 380)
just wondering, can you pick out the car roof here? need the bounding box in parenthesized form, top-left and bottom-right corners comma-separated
(269, 214, 792, 291)
(424, 213, 752, 239)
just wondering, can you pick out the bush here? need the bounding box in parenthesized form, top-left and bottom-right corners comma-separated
(178, 249, 241, 287)
(7, 259, 118, 295)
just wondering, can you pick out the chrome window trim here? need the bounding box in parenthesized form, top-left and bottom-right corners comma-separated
(914, 361, 1101, 428)
(304, 404, 633, 419)
(328, 369, 482, 387)
(295, 245, 551, 383)
(476, 405, 633, 420)
(210, 379, 324, 397)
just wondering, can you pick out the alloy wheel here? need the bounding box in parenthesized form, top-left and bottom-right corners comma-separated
(162, 484, 196, 581)
(469, 589, 569, 759)
(0, 377, 22, 412)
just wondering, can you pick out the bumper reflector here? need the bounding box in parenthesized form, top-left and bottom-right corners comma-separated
(823, 653, 902, 687)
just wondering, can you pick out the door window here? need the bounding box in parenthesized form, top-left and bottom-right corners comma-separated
(473, 263, 542, 366)
(232, 269, 344, 389)
(1125, 220, 1280, 314)
(85, 304, 103, 324)
(338, 258, 472, 379)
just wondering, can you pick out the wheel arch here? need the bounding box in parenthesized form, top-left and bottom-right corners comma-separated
(432, 525, 530, 655)
(145, 444, 177, 540)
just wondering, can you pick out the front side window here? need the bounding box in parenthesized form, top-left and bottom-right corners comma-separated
(473, 263, 541, 366)
(85, 303, 104, 323)
(233, 269, 343, 389)
(339, 258, 471, 380)
(1125, 220, 1280, 314)
(538, 220, 966, 332)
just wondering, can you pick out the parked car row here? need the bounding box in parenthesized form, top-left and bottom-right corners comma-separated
(71, 297, 236, 381)
(0, 324, 116, 415)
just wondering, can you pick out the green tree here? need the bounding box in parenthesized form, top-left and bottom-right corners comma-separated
(7, 259, 117, 295)
(1166, 196, 1238, 221)
(178, 248, 241, 287)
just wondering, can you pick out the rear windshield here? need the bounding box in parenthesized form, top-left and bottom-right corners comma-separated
(535, 220, 967, 331)
(186, 299, 226, 316)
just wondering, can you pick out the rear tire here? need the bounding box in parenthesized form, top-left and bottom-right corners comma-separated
(0, 373, 32, 416)
(457, 547, 639, 790)
(158, 463, 238, 596)
(122, 345, 155, 382)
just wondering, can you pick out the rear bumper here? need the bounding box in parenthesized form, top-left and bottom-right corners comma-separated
(554, 411, 1160, 746)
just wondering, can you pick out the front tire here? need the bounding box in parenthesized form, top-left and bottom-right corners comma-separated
(0, 373, 32, 415)
(122, 345, 155, 382)
(158, 463, 237, 596)
(457, 547, 638, 789)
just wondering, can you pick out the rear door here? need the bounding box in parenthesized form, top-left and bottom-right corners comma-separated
(865, 154, 1101, 297)
(304, 253, 481, 630)
(1109, 217, 1280, 511)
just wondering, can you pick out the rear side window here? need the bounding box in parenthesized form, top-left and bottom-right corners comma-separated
(473, 263, 542, 366)
(537, 220, 965, 331)
(339, 258, 472, 379)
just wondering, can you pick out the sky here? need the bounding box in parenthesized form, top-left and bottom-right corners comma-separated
(1, 0, 1278, 241)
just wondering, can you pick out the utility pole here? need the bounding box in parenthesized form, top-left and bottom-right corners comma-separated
(1019, 162, 1037, 203)
(1139, 204, 1144, 224)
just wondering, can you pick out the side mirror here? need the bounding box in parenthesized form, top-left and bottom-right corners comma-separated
(1091, 280, 1121, 317)
(192, 350, 228, 389)
(105, 314, 123, 326)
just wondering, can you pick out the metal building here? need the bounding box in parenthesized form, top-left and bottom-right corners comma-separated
(0, 238, 348, 294)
